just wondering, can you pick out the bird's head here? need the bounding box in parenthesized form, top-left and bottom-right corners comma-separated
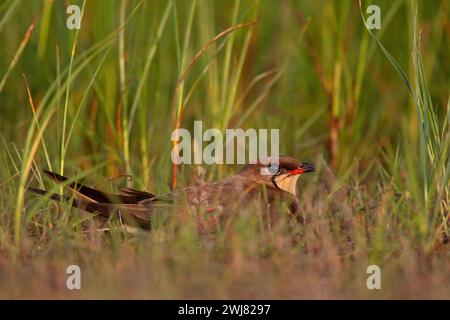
(239, 156, 315, 196)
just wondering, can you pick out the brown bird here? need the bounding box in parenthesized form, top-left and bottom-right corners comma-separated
(28, 156, 315, 231)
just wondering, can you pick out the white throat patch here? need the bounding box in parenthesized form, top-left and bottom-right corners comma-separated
(274, 174, 300, 195)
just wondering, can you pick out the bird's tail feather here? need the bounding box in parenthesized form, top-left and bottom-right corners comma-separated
(26, 187, 111, 217)
(26, 187, 153, 230)
(27, 187, 79, 205)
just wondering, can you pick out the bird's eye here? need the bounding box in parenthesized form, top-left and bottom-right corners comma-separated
(267, 163, 280, 174)
(260, 163, 280, 176)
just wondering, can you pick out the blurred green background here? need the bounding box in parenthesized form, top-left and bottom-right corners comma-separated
(0, 0, 447, 185)
(0, 0, 448, 298)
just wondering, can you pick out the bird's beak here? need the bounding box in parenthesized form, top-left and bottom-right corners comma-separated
(287, 162, 315, 175)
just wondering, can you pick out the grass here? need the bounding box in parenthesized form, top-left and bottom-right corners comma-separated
(0, 0, 448, 299)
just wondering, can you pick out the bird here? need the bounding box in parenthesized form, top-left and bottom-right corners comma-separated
(27, 156, 315, 232)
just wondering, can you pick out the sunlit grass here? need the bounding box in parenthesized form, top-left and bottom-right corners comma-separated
(0, 0, 448, 298)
